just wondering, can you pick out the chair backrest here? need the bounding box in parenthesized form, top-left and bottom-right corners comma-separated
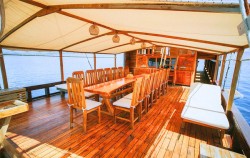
(124, 66, 130, 77)
(85, 70, 96, 86)
(117, 67, 124, 78)
(111, 67, 119, 80)
(153, 71, 159, 90)
(131, 77, 143, 107)
(139, 74, 150, 101)
(165, 68, 170, 83)
(66, 77, 86, 109)
(156, 70, 163, 89)
(146, 73, 154, 96)
(104, 68, 112, 82)
(72, 71, 84, 80)
(96, 69, 104, 84)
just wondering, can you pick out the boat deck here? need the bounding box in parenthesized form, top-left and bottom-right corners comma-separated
(5, 86, 230, 158)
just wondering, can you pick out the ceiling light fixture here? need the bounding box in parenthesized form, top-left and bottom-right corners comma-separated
(112, 33, 120, 43)
(141, 42, 146, 49)
(89, 24, 99, 36)
(130, 37, 136, 45)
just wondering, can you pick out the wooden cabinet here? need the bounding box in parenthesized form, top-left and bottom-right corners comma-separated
(175, 70, 192, 86)
(175, 53, 197, 86)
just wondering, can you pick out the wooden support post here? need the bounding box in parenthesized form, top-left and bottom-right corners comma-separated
(213, 55, 220, 83)
(59, 50, 64, 81)
(0, 47, 8, 89)
(219, 54, 227, 87)
(94, 53, 96, 70)
(226, 49, 244, 112)
(114, 54, 117, 67)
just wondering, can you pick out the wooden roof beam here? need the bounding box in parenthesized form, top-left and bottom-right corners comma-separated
(123, 31, 242, 48)
(47, 3, 240, 13)
(95, 41, 150, 53)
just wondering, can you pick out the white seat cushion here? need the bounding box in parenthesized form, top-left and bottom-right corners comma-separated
(181, 106, 229, 130)
(187, 83, 223, 112)
(113, 98, 132, 109)
(123, 93, 133, 100)
(85, 99, 102, 110)
(85, 92, 95, 97)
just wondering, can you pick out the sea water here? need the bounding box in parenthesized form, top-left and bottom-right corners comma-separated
(0, 49, 249, 125)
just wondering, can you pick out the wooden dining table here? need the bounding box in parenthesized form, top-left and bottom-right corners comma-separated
(55, 75, 144, 115)
(84, 77, 138, 115)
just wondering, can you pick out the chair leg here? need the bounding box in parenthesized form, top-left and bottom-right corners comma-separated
(138, 102, 142, 121)
(70, 107, 73, 129)
(98, 106, 101, 124)
(130, 108, 134, 129)
(114, 107, 116, 124)
(83, 110, 87, 133)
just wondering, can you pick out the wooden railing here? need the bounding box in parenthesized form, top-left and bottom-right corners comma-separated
(25, 81, 65, 102)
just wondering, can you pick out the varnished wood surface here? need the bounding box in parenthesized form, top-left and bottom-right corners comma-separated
(84, 77, 137, 97)
(4, 86, 236, 158)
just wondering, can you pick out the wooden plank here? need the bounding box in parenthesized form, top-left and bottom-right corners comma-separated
(3, 86, 242, 157)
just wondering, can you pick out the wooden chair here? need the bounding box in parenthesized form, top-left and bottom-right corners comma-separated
(104, 68, 113, 82)
(72, 71, 85, 80)
(163, 68, 170, 94)
(66, 77, 101, 133)
(158, 69, 165, 96)
(124, 75, 149, 115)
(151, 71, 159, 103)
(145, 73, 154, 112)
(124, 66, 130, 77)
(96, 69, 105, 84)
(117, 67, 124, 78)
(85, 70, 97, 86)
(113, 77, 143, 129)
(72, 71, 95, 99)
(111, 67, 119, 80)
(156, 70, 164, 98)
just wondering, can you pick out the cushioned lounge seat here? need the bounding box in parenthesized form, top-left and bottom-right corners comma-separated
(181, 83, 229, 130)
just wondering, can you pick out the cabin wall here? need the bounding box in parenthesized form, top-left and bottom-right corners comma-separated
(125, 50, 137, 74)
(125, 47, 197, 86)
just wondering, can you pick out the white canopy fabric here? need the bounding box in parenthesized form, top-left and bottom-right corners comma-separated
(0, 0, 248, 54)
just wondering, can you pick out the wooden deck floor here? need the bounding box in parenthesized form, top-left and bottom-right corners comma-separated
(5, 86, 230, 158)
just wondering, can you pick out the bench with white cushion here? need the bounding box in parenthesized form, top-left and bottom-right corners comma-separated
(181, 83, 229, 130)
(55, 83, 95, 98)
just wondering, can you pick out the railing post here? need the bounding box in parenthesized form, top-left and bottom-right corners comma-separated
(226, 49, 244, 112)
(0, 47, 8, 89)
(45, 87, 50, 97)
(219, 54, 227, 87)
(114, 54, 117, 67)
(59, 50, 64, 81)
(94, 53, 96, 70)
(213, 56, 219, 83)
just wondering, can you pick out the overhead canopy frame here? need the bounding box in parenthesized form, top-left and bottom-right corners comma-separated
(0, 0, 249, 54)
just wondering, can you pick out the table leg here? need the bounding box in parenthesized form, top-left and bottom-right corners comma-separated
(102, 97, 114, 115)
(0, 116, 11, 147)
